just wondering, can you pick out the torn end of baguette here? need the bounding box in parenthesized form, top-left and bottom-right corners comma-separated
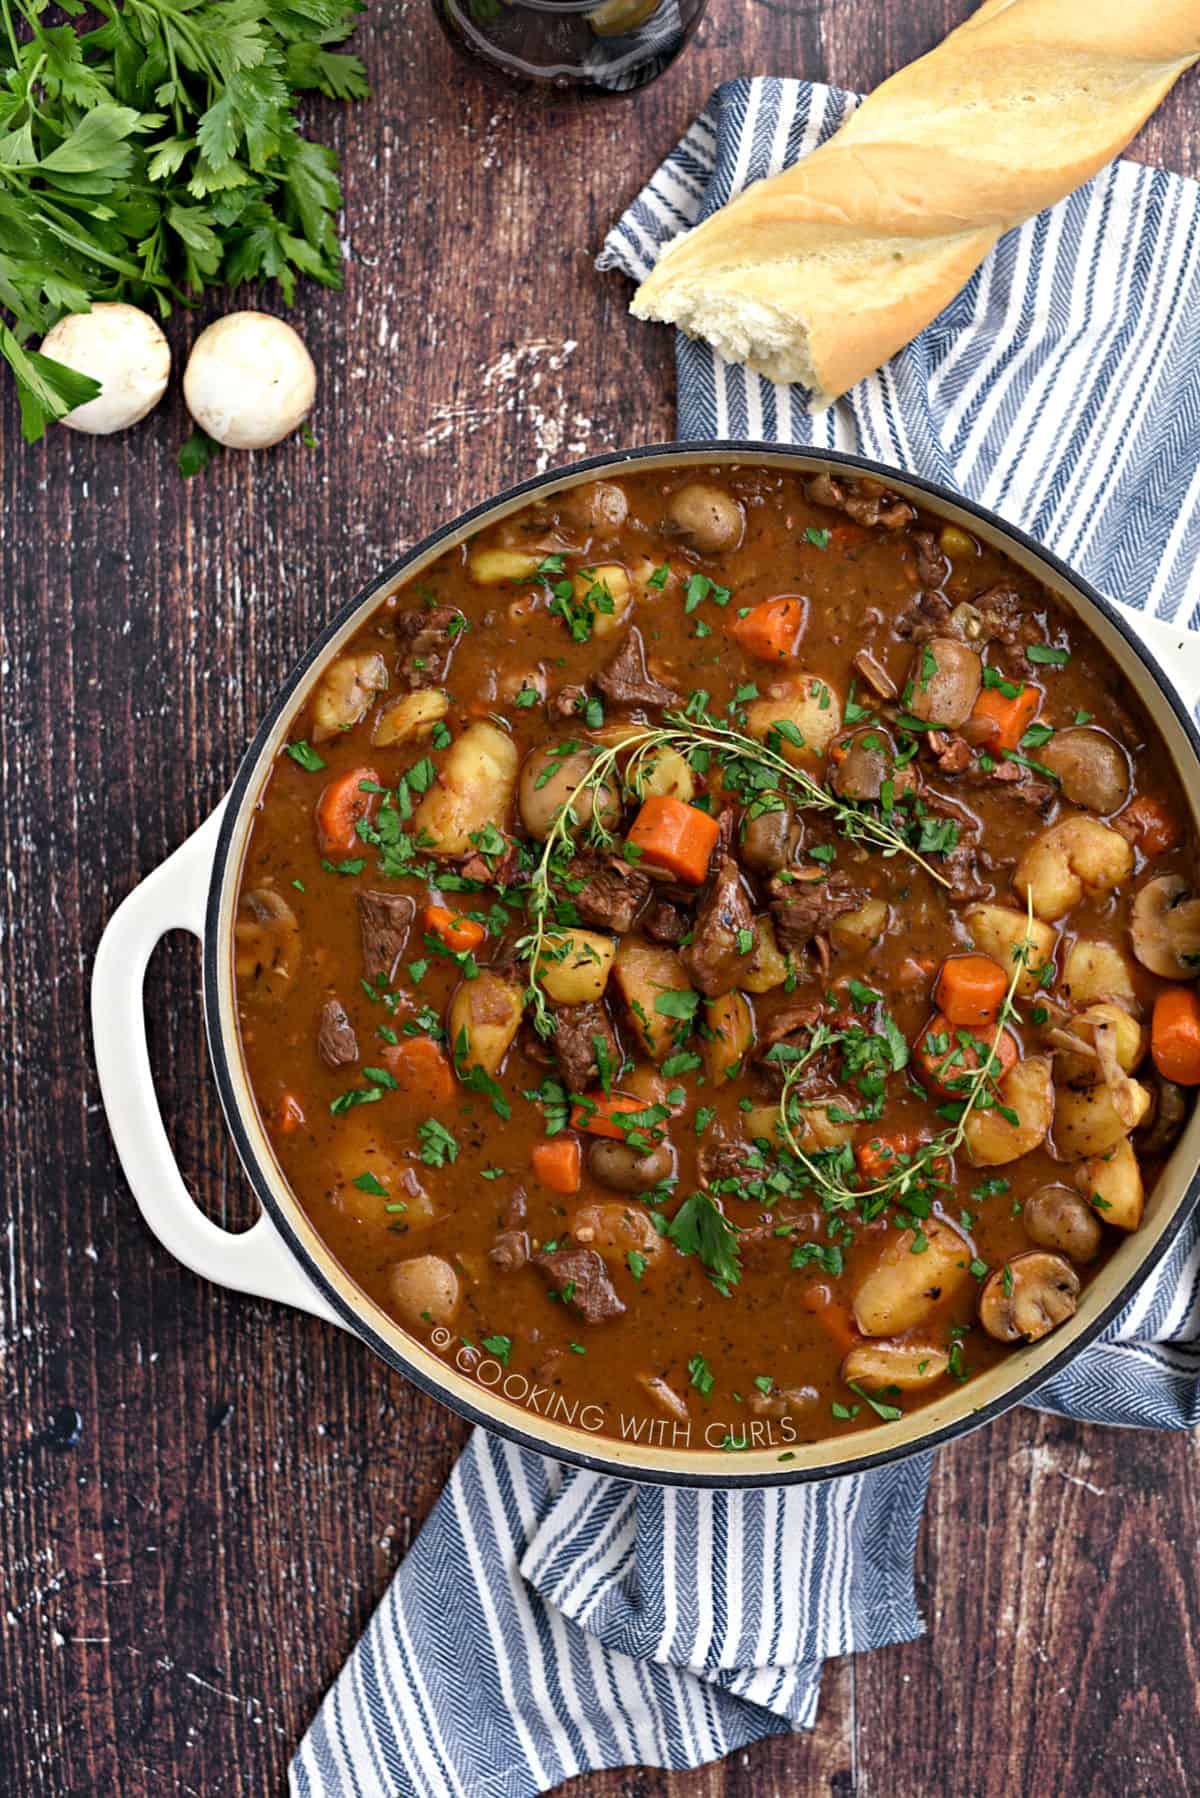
(630, 273, 824, 397)
(631, 228, 993, 403)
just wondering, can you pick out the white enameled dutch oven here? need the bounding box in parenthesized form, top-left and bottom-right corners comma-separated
(92, 445, 1200, 1487)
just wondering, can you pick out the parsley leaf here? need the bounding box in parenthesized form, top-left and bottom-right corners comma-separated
(666, 1191, 741, 1292)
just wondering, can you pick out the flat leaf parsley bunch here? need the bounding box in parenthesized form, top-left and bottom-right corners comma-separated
(0, 0, 368, 439)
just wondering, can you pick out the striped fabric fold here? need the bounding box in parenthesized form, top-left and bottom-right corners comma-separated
(293, 77, 1200, 1798)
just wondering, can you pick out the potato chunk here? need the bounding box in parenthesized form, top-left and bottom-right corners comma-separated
(311, 651, 388, 743)
(611, 940, 693, 1061)
(1013, 816, 1133, 922)
(1061, 938, 1136, 1006)
(1072, 1137, 1145, 1232)
(468, 546, 545, 585)
(852, 1218, 972, 1337)
(536, 929, 616, 1004)
(962, 904, 1057, 998)
(746, 674, 842, 766)
(702, 991, 754, 1082)
(447, 970, 524, 1078)
(963, 1057, 1054, 1166)
(412, 720, 518, 854)
(1054, 1080, 1151, 1159)
(372, 687, 448, 747)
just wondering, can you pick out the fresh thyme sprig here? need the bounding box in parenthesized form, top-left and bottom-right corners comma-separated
(513, 707, 951, 1035)
(776, 893, 1037, 1215)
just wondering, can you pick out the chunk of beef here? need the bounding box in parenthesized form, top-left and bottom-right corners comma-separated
(595, 627, 680, 710)
(768, 873, 867, 952)
(958, 758, 1056, 814)
(551, 1000, 619, 1093)
(941, 847, 991, 904)
(967, 585, 1030, 649)
(317, 997, 358, 1068)
(806, 473, 914, 531)
(643, 897, 691, 945)
(699, 1137, 769, 1188)
(710, 804, 737, 870)
(489, 1232, 529, 1273)
(926, 730, 972, 776)
(489, 1184, 530, 1270)
(682, 856, 755, 999)
(531, 1247, 625, 1324)
(895, 589, 954, 639)
(454, 840, 519, 887)
(912, 529, 949, 592)
(571, 852, 651, 933)
(357, 890, 415, 982)
(394, 604, 466, 689)
(760, 1001, 856, 1050)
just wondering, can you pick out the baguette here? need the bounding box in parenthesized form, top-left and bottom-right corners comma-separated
(631, 0, 1200, 402)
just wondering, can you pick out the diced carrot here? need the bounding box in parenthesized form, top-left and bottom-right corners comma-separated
(729, 595, 807, 662)
(968, 681, 1040, 753)
(934, 954, 1009, 1029)
(531, 1136, 582, 1194)
(854, 1133, 918, 1183)
(423, 903, 486, 953)
(379, 1035, 455, 1104)
(277, 1091, 306, 1134)
(627, 795, 720, 884)
(800, 1284, 860, 1352)
(315, 764, 379, 856)
(914, 1011, 1018, 1099)
(569, 1091, 652, 1140)
(1151, 987, 1200, 1085)
(1121, 795, 1180, 859)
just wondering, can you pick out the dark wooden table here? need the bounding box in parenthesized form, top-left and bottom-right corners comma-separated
(3, 4, 1198, 1794)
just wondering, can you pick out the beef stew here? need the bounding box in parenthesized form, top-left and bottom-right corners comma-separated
(233, 465, 1200, 1450)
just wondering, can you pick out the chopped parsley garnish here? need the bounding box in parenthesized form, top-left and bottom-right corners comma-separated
(683, 574, 731, 614)
(666, 1191, 741, 1293)
(286, 740, 326, 772)
(687, 1353, 715, 1395)
(481, 1334, 512, 1365)
(847, 1382, 903, 1423)
(980, 666, 1023, 699)
(1026, 643, 1071, 666)
(352, 1172, 388, 1196)
(417, 1119, 460, 1167)
(805, 527, 830, 549)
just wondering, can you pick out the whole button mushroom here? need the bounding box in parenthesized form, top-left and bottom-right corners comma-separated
(183, 311, 316, 448)
(665, 482, 745, 554)
(1021, 1185, 1102, 1264)
(40, 302, 171, 434)
(1038, 726, 1131, 815)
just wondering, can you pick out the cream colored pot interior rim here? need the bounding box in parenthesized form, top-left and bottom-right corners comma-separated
(213, 447, 1200, 1483)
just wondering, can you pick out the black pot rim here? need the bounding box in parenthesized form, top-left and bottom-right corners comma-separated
(202, 440, 1200, 1488)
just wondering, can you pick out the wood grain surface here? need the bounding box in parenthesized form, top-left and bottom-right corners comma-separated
(2, 4, 1198, 1794)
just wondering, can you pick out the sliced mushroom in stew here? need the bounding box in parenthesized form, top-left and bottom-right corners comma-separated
(234, 465, 1198, 1449)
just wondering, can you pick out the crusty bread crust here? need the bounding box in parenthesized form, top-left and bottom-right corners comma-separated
(631, 0, 1200, 401)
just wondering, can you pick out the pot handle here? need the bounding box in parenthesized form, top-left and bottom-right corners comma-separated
(91, 805, 345, 1329)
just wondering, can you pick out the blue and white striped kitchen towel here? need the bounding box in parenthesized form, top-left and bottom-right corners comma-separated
(291, 77, 1200, 1798)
